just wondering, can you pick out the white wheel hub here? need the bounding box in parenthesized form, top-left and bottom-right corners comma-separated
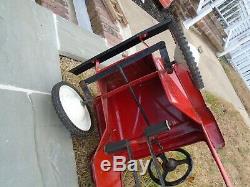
(59, 85, 91, 131)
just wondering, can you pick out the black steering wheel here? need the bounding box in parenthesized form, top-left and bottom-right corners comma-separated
(148, 148, 193, 186)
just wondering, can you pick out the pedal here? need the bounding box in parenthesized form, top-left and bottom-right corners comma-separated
(105, 140, 128, 154)
(145, 121, 169, 137)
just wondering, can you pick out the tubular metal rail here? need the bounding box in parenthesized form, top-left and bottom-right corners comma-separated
(70, 18, 172, 75)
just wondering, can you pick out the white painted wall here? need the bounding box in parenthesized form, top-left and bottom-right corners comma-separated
(73, 0, 92, 32)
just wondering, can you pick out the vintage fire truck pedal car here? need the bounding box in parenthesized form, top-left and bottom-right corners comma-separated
(51, 0, 233, 186)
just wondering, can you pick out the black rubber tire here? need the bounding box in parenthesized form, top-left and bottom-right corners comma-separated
(51, 81, 94, 136)
(131, 0, 204, 90)
(166, 12, 204, 90)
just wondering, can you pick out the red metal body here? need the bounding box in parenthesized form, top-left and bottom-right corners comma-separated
(159, 0, 174, 8)
(90, 53, 231, 186)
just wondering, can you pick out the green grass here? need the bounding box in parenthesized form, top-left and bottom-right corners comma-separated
(203, 91, 226, 117)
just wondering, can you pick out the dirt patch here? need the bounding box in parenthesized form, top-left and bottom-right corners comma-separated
(59, 56, 250, 187)
(220, 58, 250, 116)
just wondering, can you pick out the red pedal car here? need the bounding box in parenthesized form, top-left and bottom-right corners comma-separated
(52, 1, 233, 186)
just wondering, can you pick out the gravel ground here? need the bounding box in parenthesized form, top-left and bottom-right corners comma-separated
(59, 56, 250, 187)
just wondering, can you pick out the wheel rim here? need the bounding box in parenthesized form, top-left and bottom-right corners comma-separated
(59, 85, 91, 131)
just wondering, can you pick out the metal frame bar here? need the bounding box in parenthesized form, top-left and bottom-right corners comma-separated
(118, 66, 151, 126)
(99, 72, 158, 99)
(146, 136, 166, 187)
(126, 142, 141, 187)
(69, 18, 172, 75)
(118, 64, 168, 187)
(84, 41, 169, 84)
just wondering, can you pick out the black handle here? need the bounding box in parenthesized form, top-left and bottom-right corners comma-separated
(69, 18, 172, 75)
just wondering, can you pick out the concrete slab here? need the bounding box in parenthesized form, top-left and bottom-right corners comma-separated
(0, 90, 78, 187)
(56, 15, 122, 68)
(0, 0, 61, 93)
(0, 90, 43, 187)
(29, 93, 78, 187)
(56, 15, 107, 62)
(0, 1, 79, 186)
